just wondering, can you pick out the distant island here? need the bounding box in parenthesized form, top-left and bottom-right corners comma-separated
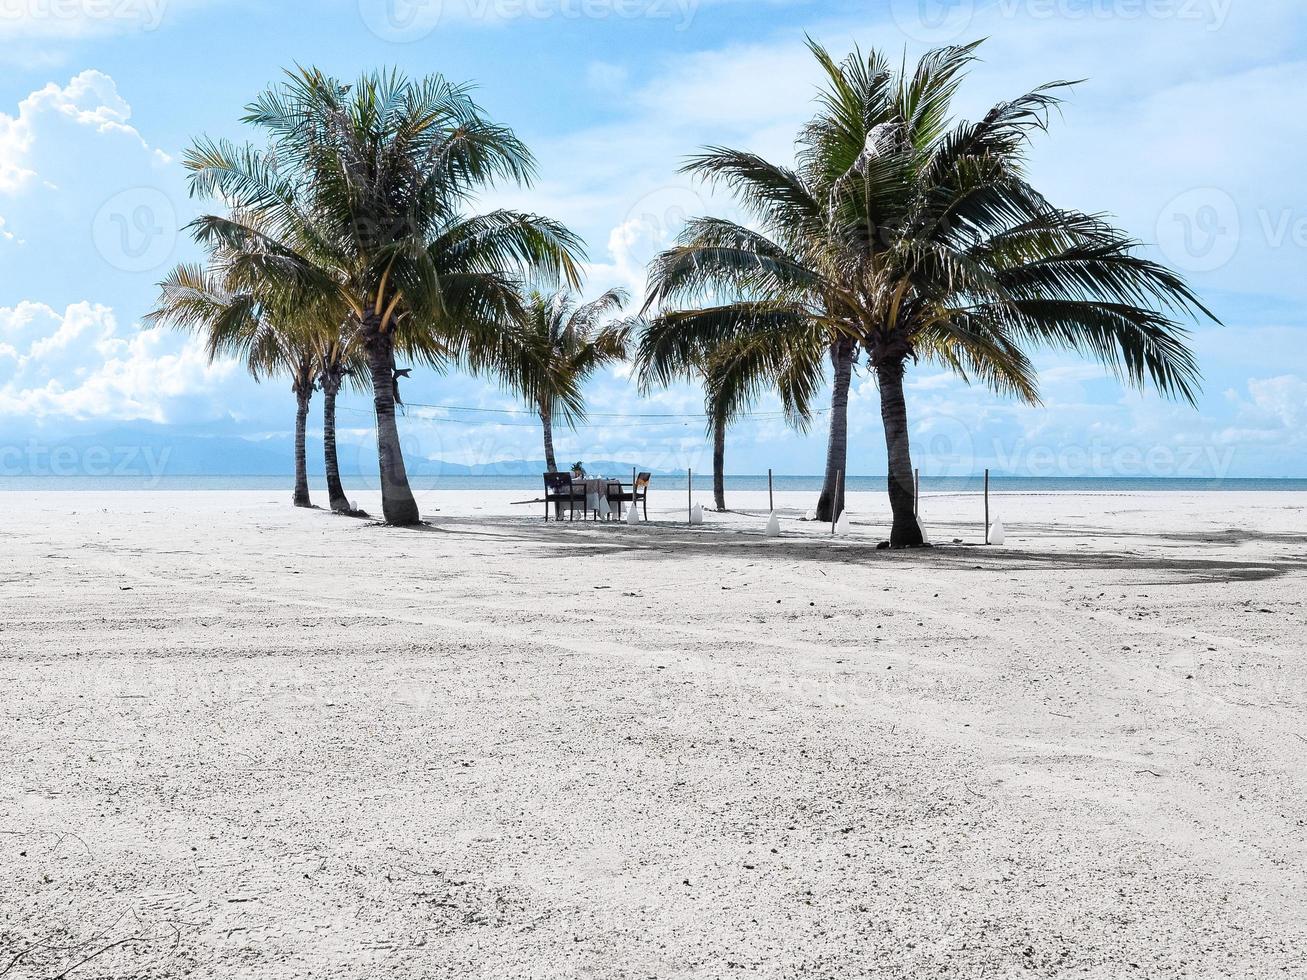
(5, 426, 682, 479)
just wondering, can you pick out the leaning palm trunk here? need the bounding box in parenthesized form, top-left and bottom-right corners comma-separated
(816, 339, 854, 523)
(321, 372, 350, 513)
(876, 357, 924, 548)
(712, 417, 727, 511)
(540, 405, 558, 473)
(363, 316, 420, 526)
(293, 390, 313, 509)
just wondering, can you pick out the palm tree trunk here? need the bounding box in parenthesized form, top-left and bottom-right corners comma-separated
(877, 356, 924, 548)
(816, 338, 854, 523)
(321, 373, 350, 514)
(293, 391, 312, 509)
(363, 319, 420, 526)
(712, 417, 727, 512)
(541, 405, 558, 473)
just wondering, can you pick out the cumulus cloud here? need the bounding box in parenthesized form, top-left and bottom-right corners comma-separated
(0, 66, 257, 439)
(0, 68, 168, 195)
(0, 301, 237, 423)
(1223, 375, 1307, 441)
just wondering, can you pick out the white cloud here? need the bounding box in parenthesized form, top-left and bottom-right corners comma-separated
(1225, 375, 1307, 436)
(0, 301, 237, 423)
(585, 60, 630, 95)
(0, 69, 168, 195)
(628, 39, 818, 131)
(497, 0, 1307, 319)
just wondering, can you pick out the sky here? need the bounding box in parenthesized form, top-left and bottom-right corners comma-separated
(1, 0, 1305, 480)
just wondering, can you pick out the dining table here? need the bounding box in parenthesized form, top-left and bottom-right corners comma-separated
(572, 477, 623, 518)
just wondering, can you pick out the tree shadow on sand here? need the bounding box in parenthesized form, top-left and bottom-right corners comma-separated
(376, 513, 1302, 585)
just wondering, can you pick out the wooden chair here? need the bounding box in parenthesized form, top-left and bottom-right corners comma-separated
(610, 473, 652, 520)
(543, 472, 585, 522)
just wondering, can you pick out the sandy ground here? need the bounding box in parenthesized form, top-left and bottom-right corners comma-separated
(1, 487, 1305, 978)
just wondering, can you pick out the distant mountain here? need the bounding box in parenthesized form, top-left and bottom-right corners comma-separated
(27, 427, 293, 478)
(451, 459, 682, 478)
(24, 425, 681, 479)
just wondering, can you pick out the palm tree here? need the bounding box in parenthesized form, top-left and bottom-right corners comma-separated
(182, 67, 583, 525)
(644, 39, 1215, 547)
(148, 263, 320, 509)
(637, 319, 824, 512)
(314, 328, 366, 514)
(486, 288, 631, 472)
(816, 338, 857, 522)
(701, 350, 753, 513)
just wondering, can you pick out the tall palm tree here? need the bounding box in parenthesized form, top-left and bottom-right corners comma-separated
(486, 288, 631, 472)
(644, 39, 1215, 547)
(183, 67, 583, 525)
(148, 263, 320, 509)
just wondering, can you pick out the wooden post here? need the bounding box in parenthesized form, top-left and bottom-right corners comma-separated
(688, 468, 693, 526)
(768, 468, 774, 513)
(984, 468, 991, 545)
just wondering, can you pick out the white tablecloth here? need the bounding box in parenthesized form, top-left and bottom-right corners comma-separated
(573, 478, 612, 513)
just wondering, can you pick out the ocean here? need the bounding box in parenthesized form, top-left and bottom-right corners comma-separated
(3, 475, 1306, 493)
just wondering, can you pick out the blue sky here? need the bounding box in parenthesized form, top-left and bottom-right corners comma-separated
(2, 0, 1305, 479)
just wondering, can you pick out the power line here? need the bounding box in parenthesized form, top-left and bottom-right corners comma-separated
(340, 407, 703, 429)
(379, 402, 829, 422)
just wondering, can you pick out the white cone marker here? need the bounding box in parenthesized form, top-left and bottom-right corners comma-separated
(990, 517, 1006, 546)
(836, 512, 852, 536)
(766, 512, 781, 537)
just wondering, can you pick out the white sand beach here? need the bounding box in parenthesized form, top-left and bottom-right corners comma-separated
(2, 489, 1305, 978)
